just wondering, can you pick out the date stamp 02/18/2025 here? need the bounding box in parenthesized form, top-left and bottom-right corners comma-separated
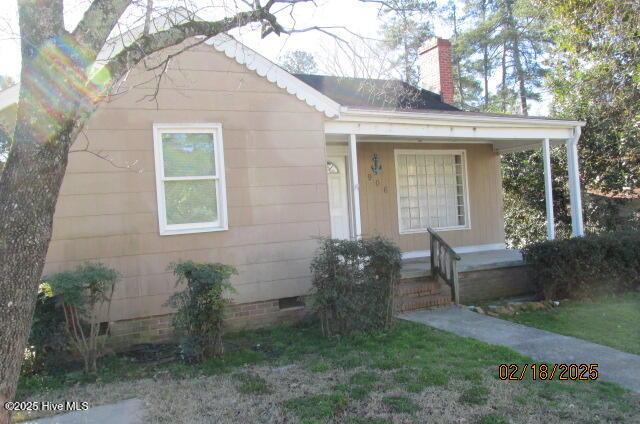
(498, 363, 599, 381)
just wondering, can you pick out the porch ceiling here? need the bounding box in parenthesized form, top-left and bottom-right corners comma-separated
(325, 133, 567, 152)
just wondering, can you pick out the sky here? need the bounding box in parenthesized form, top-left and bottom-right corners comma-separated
(0, 0, 547, 114)
(0, 0, 454, 80)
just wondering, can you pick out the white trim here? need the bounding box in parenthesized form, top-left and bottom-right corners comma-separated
(348, 134, 362, 238)
(340, 108, 585, 128)
(205, 34, 341, 118)
(0, 85, 19, 110)
(326, 120, 578, 143)
(542, 138, 555, 240)
(401, 243, 507, 259)
(152, 123, 229, 236)
(566, 127, 584, 237)
(394, 149, 471, 234)
(325, 109, 585, 151)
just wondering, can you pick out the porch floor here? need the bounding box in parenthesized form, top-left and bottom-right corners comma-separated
(401, 249, 524, 279)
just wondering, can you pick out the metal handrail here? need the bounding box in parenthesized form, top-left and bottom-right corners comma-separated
(428, 227, 461, 304)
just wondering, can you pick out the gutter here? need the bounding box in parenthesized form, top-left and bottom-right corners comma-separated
(339, 107, 586, 128)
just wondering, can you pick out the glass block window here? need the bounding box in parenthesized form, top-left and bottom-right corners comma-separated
(153, 124, 228, 235)
(395, 150, 468, 233)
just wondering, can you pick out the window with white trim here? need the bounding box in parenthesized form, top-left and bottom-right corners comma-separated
(153, 124, 228, 235)
(395, 150, 469, 233)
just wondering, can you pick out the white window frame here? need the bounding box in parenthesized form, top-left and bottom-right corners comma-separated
(394, 149, 471, 234)
(153, 123, 228, 235)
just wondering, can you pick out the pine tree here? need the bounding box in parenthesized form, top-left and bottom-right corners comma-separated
(495, 0, 548, 115)
(366, 0, 437, 85)
(278, 50, 318, 74)
(442, 1, 482, 110)
(463, 0, 497, 110)
(458, 0, 548, 115)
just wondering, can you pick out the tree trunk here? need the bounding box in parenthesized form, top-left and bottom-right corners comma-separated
(451, 4, 465, 107)
(504, 0, 528, 116)
(512, 39, 528, 116)
(483, 47, 490, 109)
(501, 46, 508, 113)
(403, 26, 411, 82)
(0, 3, 75, 422)
(481, 1, 490, 110)
(0, 104, 73, 423)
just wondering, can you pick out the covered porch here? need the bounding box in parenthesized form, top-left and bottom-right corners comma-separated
(324, 108, 585, 306)
(324, 108, 586, 253)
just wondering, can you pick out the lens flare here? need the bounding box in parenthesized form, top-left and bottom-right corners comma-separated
(22, 33, 112, 141)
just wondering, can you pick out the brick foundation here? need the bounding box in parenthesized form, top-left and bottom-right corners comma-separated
(458, 265, 535, 304)
(107, 298, 309, 351)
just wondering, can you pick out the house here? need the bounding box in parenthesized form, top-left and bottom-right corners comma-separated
(0, 35, 585, 347)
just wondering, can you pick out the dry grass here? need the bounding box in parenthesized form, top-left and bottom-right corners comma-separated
(16, 321, 640, 423)
(18, 363, 640, 423)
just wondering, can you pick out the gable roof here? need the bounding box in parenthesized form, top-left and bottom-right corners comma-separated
(293, 74, 459, 113)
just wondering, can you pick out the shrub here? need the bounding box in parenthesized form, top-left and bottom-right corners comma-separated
(22, 284, 68, 376)
(522, 231, 640, 299)
(44, 262, 119, 373)
(310, 237, 402, 336)
(165, 261, 237, 362)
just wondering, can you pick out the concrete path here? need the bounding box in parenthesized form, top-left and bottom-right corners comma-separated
(399, 307, 640, 393)
(25, 398, 145, 424)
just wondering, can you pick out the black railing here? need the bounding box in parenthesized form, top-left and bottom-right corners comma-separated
(428, 228, 461, 304)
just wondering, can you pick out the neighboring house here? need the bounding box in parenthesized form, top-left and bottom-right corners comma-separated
(0, 35, 585, 347)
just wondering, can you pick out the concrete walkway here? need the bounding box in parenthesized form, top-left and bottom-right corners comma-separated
(399, 307, 640, 393)
(26, 398, 145, 424)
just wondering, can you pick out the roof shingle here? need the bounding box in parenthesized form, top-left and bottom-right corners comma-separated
(293, 74, 459, 112)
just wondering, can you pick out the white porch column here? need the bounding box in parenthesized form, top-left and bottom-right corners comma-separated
(566, 127, 585, 237)
(542, 138, 555, 240)
(348, 134, 362, 239)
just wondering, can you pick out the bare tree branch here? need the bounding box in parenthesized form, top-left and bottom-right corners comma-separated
(72, 0, 132, 59)
(143, 0, 154, 35)
(105, 7, 271, 82)
(70, 131, 142, 172)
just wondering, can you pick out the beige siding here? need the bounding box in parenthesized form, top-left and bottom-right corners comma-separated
(43, 43, 330, 322)
(357, 142, 505, 252)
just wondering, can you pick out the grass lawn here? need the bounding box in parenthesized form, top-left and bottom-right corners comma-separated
(498, 292, 640, 355)
(16, 320, 640, 423)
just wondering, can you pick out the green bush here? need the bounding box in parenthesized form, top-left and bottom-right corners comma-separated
(44, 262, 119, 373)
(165, 261, 237, 362)
(22, 284, 68, 376)
(310, 237, 402, 336)
(522, 231, 640, 299)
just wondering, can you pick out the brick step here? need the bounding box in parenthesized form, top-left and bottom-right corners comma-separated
(396, 294, 452, 312)
(396, 279, 441, 296)
(395, 275, 453, 312)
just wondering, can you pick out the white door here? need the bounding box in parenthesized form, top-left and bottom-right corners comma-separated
(327, 155, 351, 239)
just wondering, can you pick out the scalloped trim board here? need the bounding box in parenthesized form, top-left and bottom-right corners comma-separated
(204, 34, 342, 118)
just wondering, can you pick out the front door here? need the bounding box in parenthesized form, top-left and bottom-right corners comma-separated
(327, 154, 351, 239)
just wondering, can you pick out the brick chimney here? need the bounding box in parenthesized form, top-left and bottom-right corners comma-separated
(418, 37, 454, 105)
